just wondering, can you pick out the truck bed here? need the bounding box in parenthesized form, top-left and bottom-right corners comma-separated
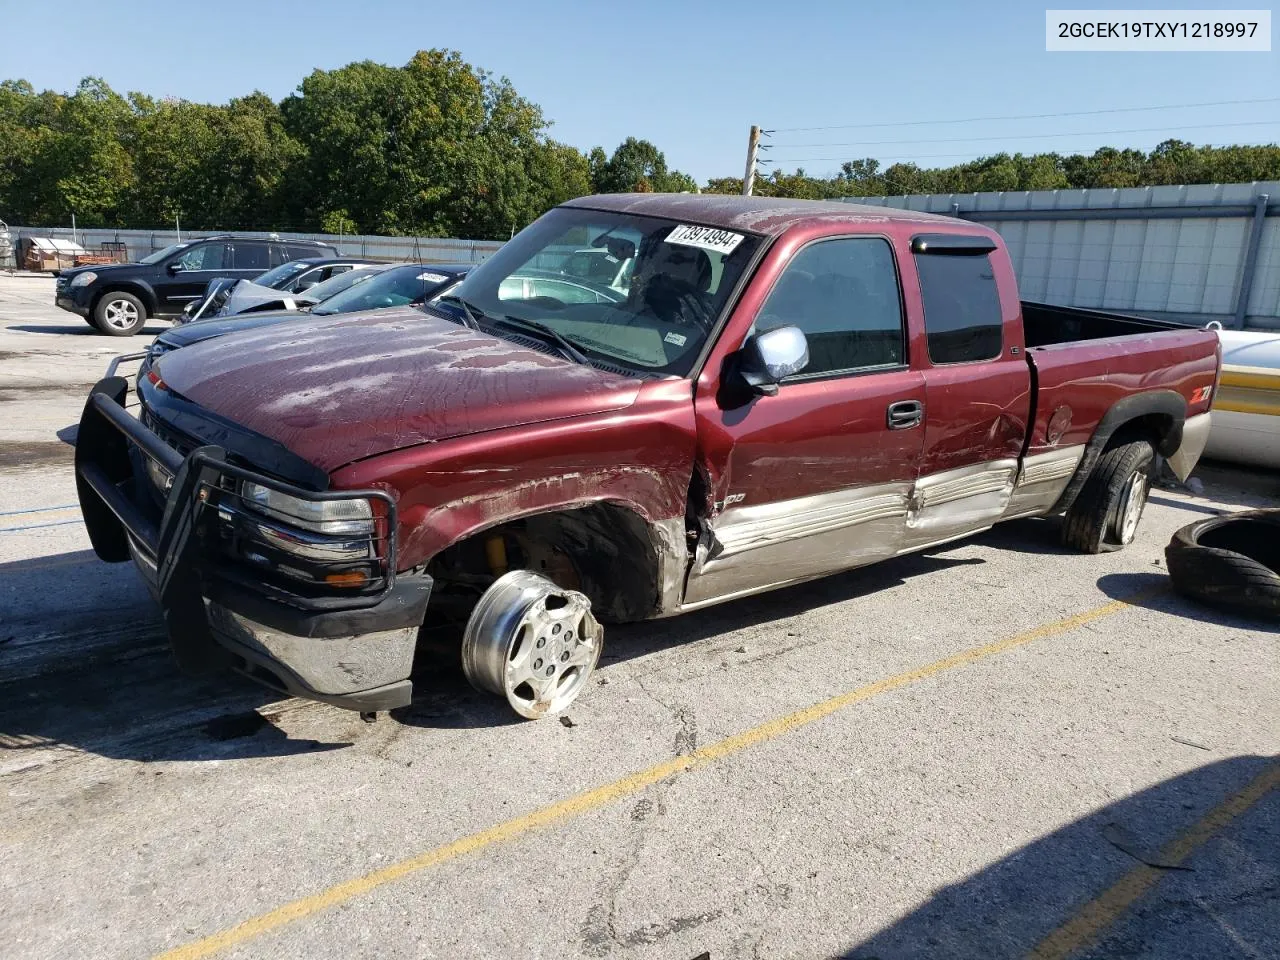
(1020, 300, 1220, 458)
(1022, 300, 1193, 347)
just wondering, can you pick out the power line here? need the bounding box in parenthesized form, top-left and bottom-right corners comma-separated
(766, 140, 1277, 166)
(773, 119, 1280, 150)
(767, 96, 1280, 134)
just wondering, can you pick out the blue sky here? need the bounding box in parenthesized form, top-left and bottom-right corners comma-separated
(4, 0, 1277, 182)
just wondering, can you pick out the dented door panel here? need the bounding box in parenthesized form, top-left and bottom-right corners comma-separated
(686, 370, 925, 607)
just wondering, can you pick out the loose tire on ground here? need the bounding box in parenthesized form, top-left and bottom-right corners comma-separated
(1165, 510, 1280, 618)
(1061, 440, 1154, 553)
(92, 291, 147, 336)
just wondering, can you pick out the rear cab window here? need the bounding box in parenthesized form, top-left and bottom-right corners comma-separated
(912, 234, 1004, 364)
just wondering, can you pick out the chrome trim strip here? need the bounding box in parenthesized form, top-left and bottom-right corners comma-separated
(1018, 446, 1085, 486)
(715, 491, 908, 559)
(682, 480, 912, 608)
(1004, 445, 1086, 520)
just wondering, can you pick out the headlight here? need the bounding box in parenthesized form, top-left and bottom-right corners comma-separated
(241, 482, 374, 535)
(69, 272, 97, 288)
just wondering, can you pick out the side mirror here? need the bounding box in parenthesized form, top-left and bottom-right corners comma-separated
(166, 261, 184, 275)
(737, 325, 809, 396)
(295, 279, 318, 292)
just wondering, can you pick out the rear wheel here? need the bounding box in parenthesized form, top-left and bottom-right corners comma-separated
(92, 292, 146, 336)
(1061, 440, 1154, 553)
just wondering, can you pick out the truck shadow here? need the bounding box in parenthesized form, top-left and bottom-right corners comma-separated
(835, 754, 1279, 960)
(396, 551, 987, 730)
(0, 551, 351, 766)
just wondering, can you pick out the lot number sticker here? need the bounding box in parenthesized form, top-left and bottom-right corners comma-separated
(664, 224, 744, 255)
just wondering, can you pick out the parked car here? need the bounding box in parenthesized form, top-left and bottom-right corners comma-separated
(178, 257, 383, 322)
(75, 194, 1219, 722)
(251, 256, 383, 295)
(54, 235, 338, 336)
(135, 264, 465, 381)
(1202, 328, 1280, 468)
(177, 264, 389, 324)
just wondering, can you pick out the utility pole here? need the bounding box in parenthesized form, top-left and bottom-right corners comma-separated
(742, 125, 761, 196)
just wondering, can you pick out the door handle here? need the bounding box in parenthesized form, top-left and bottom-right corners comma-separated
(887, 399, 924, 430)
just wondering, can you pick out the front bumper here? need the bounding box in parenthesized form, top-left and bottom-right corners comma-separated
(75, 377, 430, 711)
(55, 287, 90, 315)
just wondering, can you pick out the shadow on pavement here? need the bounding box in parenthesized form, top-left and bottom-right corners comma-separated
(0, 551, 350, 765)
(1096, 571, 1280, 635)
(395, 551, 986, 731)
(840, 755, 1279, 959)
(6, 323, 168, 337)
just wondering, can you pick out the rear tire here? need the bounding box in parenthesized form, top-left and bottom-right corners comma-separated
(92, 292, 147, 336)
(1061, 440, 1154, 553)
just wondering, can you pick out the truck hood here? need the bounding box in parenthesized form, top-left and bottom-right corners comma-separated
(153, 308, 643, 472)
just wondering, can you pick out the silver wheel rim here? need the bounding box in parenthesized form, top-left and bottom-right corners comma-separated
(1117, 470, 1149, 544)
(461, 570, 602, 720)
(102, 298, 139, 330)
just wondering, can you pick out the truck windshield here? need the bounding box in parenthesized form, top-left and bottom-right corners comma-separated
(447, 207, 762, 376)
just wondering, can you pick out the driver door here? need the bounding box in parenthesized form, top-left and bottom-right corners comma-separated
(685, 236, 925, 607)
(157, 242, 232, 315)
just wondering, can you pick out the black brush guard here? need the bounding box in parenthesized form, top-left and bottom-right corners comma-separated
(74, 377, 429, 704)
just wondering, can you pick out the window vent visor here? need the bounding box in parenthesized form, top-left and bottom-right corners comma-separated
(911, 234, 998, 255)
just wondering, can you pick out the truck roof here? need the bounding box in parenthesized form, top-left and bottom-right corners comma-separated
(562, 193, 961, 237)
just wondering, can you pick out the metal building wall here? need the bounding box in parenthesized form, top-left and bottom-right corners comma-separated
(849, 181, 1280, 329)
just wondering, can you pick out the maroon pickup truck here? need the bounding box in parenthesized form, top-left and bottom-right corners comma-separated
(76, 194, 1219, 720)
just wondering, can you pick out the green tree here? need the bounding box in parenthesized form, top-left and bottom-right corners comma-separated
(590, 137, 696, 193)
(281, 50, 549, 238)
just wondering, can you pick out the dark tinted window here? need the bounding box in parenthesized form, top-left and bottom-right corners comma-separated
(233, 243, 270, 270)
(173, 242, 228, 271)
(288, 243, 326, 260)
(268, 244, 292, 267)
(916, 252, 1003, 364)
(755, 237, 904, 377)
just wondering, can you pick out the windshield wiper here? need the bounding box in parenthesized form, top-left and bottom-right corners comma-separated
(436, 294, 481, 330)
(490, 314, 591, 365)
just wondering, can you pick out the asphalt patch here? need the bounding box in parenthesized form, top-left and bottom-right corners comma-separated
(0, 440, 74, 468)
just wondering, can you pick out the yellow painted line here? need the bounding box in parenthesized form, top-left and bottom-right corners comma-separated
(1027, 759, 1280, 960)
(154, 589, 1163, 960)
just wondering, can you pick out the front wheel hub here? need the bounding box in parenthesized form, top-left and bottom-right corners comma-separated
(461, 570, 602, 719)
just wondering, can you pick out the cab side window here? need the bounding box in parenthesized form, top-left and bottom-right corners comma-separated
(755, 237, 905, 377)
